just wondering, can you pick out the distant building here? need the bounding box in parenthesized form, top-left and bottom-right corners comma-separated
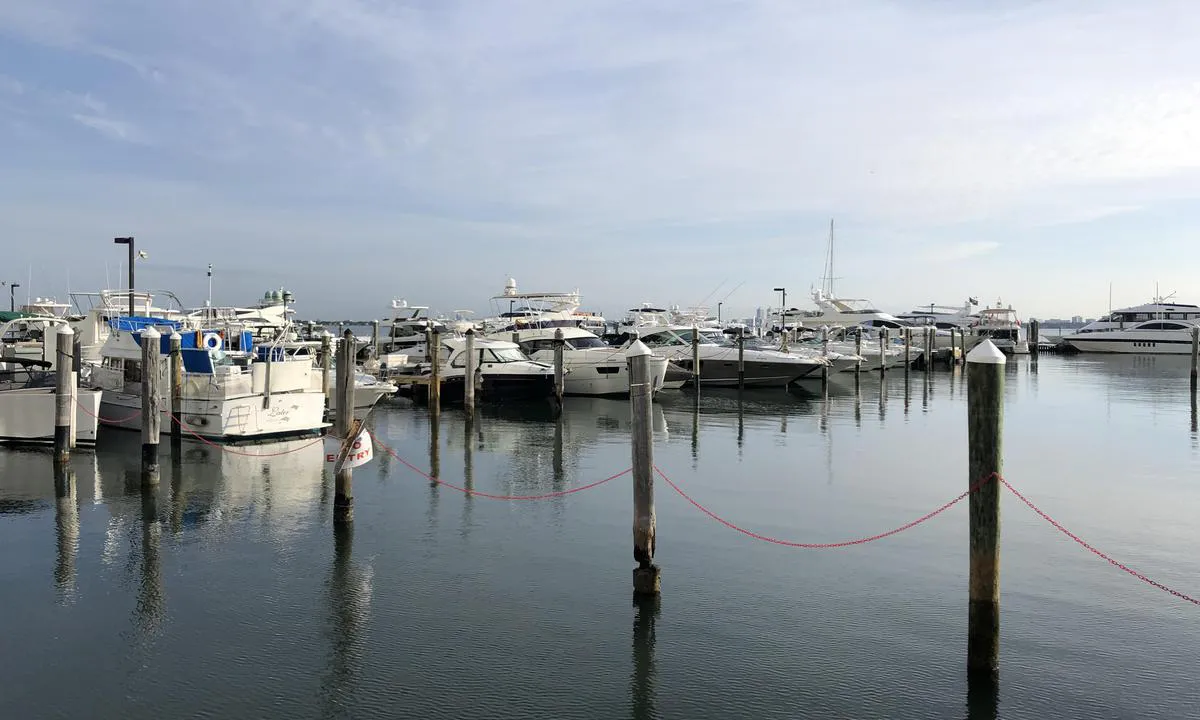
(1071, 315, 1083, 324)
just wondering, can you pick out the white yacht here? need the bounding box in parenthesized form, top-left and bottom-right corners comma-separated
(1, 313, 74, 374)
(68, 289, 188, 364)
(895, 299, 979, 329)
(481, 278, 608, 336)
(804, 289, 912, 328)
(1072, 298, 1200, 334)
(972, 303, 1029, 355)
(377, 299, 447, 363)
(1063, 319, 1200, 354)
(502, 325, 670, 396)
(88, 318, 327, 441)
(405, 336, 556, 404)
(638, 326, 826, 387)
(0, 327, 102, 446)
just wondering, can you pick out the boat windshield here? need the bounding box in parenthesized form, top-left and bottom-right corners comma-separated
(485, 347, 529, 363)
(567, 336, 608, 350)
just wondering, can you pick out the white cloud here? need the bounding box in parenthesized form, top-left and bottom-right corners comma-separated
(70, 113, 143, 143)
(933, 241, 1001, 263)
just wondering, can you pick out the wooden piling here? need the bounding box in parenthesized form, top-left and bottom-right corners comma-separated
(371, 319, 381, 361)
(428, 328, 441, 415)
(1191, 326, 1198, 390)
(925, 327, 934, 373)
(334, 329, 355, 524)
(140, 326, 162, 482)
(628, 340, 659, 596)
(737, 331, 746, 390)
(967, 339, 1005, 676)
(1029, 319, 1040, 360)
(855, 330, 863, 376)
(821, 327, 830, 387)
(54, 327, 75, 464)
(463, 329, 477, 413)
(425, 322, 434, 363)
(169, 332, 182, 450)
(321, 331, 333, 411)
(903, 327, 912, 373)
(691, 326, 701, 389)
(878, 329, 887, 375)
(553, 328, 565, 406)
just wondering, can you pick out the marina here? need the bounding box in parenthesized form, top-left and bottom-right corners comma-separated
(2, 350, 1199, 719)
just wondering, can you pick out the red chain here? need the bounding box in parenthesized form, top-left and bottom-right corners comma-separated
(654, 466, 995, 548)
(1001, 477, 1200, 606)
(167, 412, 325, 457)
(76, 400, 141, 424)
(370, 430, 629, 500)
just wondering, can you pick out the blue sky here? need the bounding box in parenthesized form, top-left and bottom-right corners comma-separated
(2, 0, 1199, 321)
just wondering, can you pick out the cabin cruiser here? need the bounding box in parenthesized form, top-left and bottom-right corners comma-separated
(376, 299, 448, 361)
(481, 278, 608, 336)
(971, 303, 1029, 354)
(895, 299, 979, 329)
(638, 326, 826, 386)
(87, 317, 327, 441)
(403, 336, 556, 404)
(496, 325, 670, 396)
(801, 289, 912, 329)
(1062, 319, 1200, 354)
(0, 312, 74, 374)
(68, 289, 188, 363)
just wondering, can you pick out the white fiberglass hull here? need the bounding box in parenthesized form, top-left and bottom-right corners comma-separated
(528, 349, 670, 396)
(99, 391, 327, 440)
(1063, 334, 1193, 354)
(0, 387, 102, 445)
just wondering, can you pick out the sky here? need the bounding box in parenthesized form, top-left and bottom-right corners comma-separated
(2, 0, 1200, 322)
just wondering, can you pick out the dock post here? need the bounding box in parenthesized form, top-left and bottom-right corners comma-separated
(335, 329, 355, 524)
(53, 327, 75, 461)
(371, 319, 381, 361)
(967, 340, 1005, 677)
(321, 331, 333, 411)
(691, 326, 701, 390)
(855, 330, 862, 377)
(463, 329, 477, 413)
(140, 326, 162, 483)
(878, 329, 887, 375)
(737, 331, 745, 390)
(949, 326, 957, 366)
(1029, 319, 1040, 360)
(821, 327, 830, 386)
(169, 332, 182, 451)
(54, 326, 75, 464)
(903, 328, 912, 374)
(628, 340, 659, 596)
(925, 327, 934, 373)
(425, 322, 434, 363)
(428, 328, 441, 415)
(1191, 326, 1198, 391)
(553, 328, 565, 406)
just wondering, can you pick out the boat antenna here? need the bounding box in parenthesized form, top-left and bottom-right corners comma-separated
(695, 278, 728, 309)
(207, 263, 213, 307)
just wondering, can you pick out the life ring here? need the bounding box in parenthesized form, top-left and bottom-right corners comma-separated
(202, 332, 223, 351)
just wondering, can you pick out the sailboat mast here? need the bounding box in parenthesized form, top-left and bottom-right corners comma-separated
(828, 218, 835, 297)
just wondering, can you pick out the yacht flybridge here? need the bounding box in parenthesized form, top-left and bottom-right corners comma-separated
(1072, 298, 1200, 334)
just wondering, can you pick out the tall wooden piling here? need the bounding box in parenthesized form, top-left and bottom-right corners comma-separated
(463, 329, 477, 413)
(54, 326, 75, 464)
(140, 326, 162, 482)
(821, 327, 830, 386)
(1191, 326, 1199, 391)
(737, 331, 745, 390)
(628, 340, 659, 596)
(321, 331, 333, 411)
(425, 322, 434, 363)
(967, 340, 1005, 676)
(1029, 319, 1040, 360)
(903, 328, 912, 373)
(169, 332, 182, 450)
(691, 326, 701, 389)
(334, 329, 355, 524)
(428, 328, 441, 415)
(553, 328, 565, 406)
(925, 327, 934, 373)
(878, 330, 887, 375)
(371, 319, 381, 361)
(855, 331, 863, 376)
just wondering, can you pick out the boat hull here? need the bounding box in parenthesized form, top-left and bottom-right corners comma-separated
(0, 388, 102, 445)
(98, 391, 327, 441)
(672, 358, 821, 387)
(1063, 336, 1194, 354)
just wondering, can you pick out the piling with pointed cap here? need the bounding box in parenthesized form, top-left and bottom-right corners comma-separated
(334, 329, 355, 523)
(169, 331, 182, 449)
(553, 328, 565, 406)
(691, 326, 701, 389)
(627, 339, 659, 595)
(53, 326, 75, 464)
(140, 326, 162, 482)
(967, 339, 1005, 676)
(463, 329, 477, 413)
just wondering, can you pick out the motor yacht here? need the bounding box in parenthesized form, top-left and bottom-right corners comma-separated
(637, 326, 826, 387)
(1063, 319, 1200, 354)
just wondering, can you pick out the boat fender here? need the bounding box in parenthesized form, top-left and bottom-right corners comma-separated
(202, 332, 222, 351)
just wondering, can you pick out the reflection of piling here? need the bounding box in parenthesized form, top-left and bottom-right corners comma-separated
(54, 462, 78, 602)
(553, 415, 565, 484)
(967, 340, 1005, 677)
(628, 342, 659, 596)
(428, 410, 441, 483)
(169, 331, 182, 450)
(141, 327, 162, 483)
(54, 326, 75, 464)
(630, 596, 660, 720)
(137, 483, 165, 637)
(463, 329, 477, 413)
(553, 328, 565, 407)
(334, 329, 355, 524)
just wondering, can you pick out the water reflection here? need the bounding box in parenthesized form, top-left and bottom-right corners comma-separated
(135, 482, 166, 641)
(965, 674, 999, 720)
(319, 523, 373, 720)
(54, 462, 78, 603)
(630, 596, 659, 720)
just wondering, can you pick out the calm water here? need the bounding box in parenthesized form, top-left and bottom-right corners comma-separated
(3, 355, 1200, 719)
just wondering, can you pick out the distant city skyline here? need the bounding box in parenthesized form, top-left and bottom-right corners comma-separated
(3, 1, 1200, 321)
